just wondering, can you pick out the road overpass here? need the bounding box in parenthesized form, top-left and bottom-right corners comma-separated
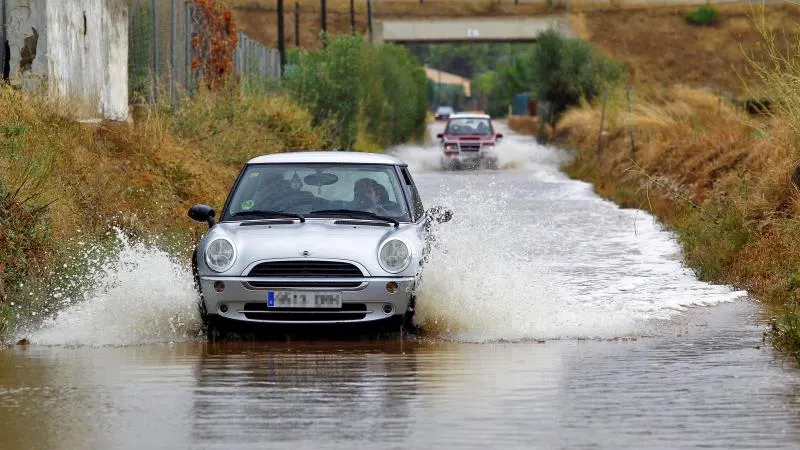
(372, 16, 574, 44)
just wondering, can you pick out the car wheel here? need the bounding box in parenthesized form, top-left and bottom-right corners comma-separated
(205, 315, 230, 341)
(402, 296, 419, 335)
(192, 248, 211, 338)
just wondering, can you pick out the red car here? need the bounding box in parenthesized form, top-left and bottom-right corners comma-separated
(437, 113, 503, 170)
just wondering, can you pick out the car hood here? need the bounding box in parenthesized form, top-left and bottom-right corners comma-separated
(198, 220, 423, 277)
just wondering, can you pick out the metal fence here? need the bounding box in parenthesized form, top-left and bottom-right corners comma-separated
(128, 0, 281, 106)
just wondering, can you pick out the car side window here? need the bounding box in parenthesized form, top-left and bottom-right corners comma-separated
(400, 167, 424, 220)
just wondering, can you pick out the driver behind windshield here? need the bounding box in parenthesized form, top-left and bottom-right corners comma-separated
(351, 178, 391, 215)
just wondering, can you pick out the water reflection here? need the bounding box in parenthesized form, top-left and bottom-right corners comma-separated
(2, 303, 800, 450)
(190, 340, 421, 448)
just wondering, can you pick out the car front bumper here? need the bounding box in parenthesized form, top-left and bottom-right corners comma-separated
(199, 276, 415, 325)
(441, 151, 497, 167)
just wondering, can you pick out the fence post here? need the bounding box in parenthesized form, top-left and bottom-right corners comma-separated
(321, 0, 327, 34)
(185, 2, 191, 94)
(170, 0, 177, 106)
(626, 83, 635, 159)
(350, 0, 355, 34)
(367, 0, 373, 41)
(278, 0, 285, 75)
(1, 0, 6, 81)
(151, 0, 158, 104)
(295, 1, 300, 47)
(596, 90, 608, 159)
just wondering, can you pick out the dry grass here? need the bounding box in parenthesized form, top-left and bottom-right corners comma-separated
(577, 4, 800, 95)
(508, 115, 552, 141)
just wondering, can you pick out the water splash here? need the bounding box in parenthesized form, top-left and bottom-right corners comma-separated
(407, 133, 747, 342)
(21, 232, 201, 346)
(393, 122, 569, 175)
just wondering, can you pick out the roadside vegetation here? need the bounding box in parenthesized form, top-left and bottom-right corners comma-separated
(285, 34, 428, 149)
(537, 6, 800, 361)
(476, 29, 622, 138)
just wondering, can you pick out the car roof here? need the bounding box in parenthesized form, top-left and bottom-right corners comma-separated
(449, 113, 491, 119)
(247, 151, 406, 166)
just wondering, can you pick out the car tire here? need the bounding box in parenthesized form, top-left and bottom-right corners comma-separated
(192, 248, 211, 338)
(205, 315, 230, 341)
(402, 295, 419, 335)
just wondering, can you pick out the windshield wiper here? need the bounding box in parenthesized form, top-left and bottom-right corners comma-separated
(230, 210, 305, 223)
(310, 209, 399, 227)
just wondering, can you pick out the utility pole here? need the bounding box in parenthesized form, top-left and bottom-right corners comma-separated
(321, 0, 327, 34)
(294, 1, 300, 47)
(278, 0, 285, 75)
(367, 0, 373, 41)
(350, 0, 355, 34)
(151, 0, 158, 104)
(170, 0, 177, 105)
(0, 0, 6, 81)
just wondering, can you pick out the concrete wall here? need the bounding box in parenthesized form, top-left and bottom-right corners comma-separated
(3, 0, 128, 121)
(5, 0, 47, 90)
(46, 0, 128, 120)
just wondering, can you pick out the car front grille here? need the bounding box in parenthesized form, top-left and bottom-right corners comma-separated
(460, 144, 481, 152)
(242, 303, 368, 321)
(246, 281, 363, 289)
(247, 261, 364, 278)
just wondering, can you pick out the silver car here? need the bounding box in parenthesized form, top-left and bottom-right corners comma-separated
(188, 151, 452, 339)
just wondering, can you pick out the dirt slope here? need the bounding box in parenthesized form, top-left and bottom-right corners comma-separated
(574, 4, 800, 95)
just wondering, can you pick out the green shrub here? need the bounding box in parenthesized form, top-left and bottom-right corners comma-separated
(172, 89, 326, 165)
(530, 29, 624, 120)
(685, 6, 719, 26)
(473, 33, 622, 122)
(284, 36, 365, 149)
(284, 35, 428, 149)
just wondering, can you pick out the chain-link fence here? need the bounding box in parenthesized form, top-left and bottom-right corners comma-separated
(129, 0, 281, 106)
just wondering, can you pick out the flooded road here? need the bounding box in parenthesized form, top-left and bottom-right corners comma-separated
(2, 126, 800, 449)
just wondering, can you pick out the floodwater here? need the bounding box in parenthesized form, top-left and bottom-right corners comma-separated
(2, 125, 800, 449)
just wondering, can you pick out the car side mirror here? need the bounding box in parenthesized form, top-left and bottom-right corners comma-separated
(426, 206, 453, 224)
(189, 204, 216, 228)
(496, 133, 504, 140)
(436, 133, 444, 140)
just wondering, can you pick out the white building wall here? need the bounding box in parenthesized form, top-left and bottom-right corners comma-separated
(5, 0, 128, 121)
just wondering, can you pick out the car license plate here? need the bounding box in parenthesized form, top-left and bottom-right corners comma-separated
(267, 291, 342, 308)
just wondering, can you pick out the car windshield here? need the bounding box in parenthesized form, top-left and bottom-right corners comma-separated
(223, 163, 411, 222)
(436, 107, 454, 115)
(446, 117, 493, 135)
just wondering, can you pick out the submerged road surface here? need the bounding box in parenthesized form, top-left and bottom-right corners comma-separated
(1, 126, 799, 449)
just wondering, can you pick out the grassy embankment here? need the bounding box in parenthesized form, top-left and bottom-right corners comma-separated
(510, 5, 800, 358)
(0, 29, 428, 339)
(0, 89, 326, 336)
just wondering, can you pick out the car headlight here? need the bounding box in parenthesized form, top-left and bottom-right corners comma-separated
(205, 237, 236, 273)
(445, 143, 459, 151)
(379, 239, 411, 273)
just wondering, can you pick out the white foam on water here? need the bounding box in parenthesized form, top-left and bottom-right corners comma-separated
(22, 233, 201, 346)
(402, 126, 747, 342)
(394, 122, 570, 176)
